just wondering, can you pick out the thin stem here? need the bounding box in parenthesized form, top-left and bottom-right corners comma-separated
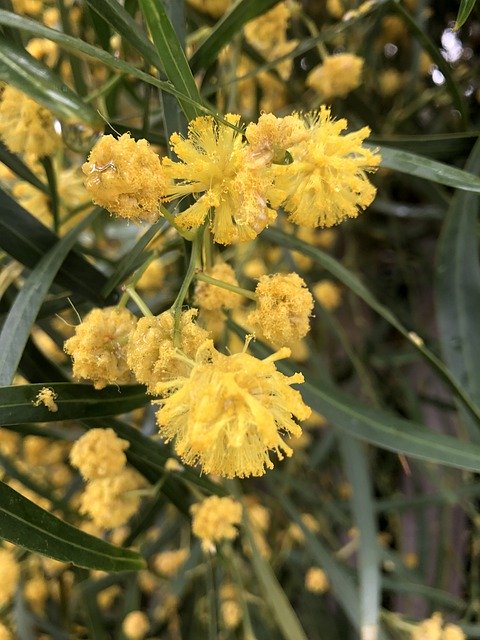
(195, 272, 257, 301)
(225, 544, 257, 640)
(123, 285, 152, 317)
(170, 229, 203, 347)
(160, 204, 195, 239)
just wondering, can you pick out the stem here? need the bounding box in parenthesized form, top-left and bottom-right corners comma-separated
(195, 272, 257, 301)
(160, 204, 195, 239)
(170, 229, 203, 347)
(225, 545, 257, 640)
(122, 285, 152, 317)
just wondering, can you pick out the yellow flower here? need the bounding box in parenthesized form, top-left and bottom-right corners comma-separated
(245, 112, 308, 165)
(122, 611, 150, 640)
(24, 575, 49, 614)
(313, 280, 342, 310)
(64, 307, 136, 389)
(163, 114, 277, 244)
(194, 261, 243, 311)
(79, 468, 146, 529)
(155, 340, 311, 478)
(32, 387, 58, 412)
(273, 107, 380, 228)
(306, 54, 364, 99)
(26, 38, 59, 67)
(191, 495, 242, 552)
(126, 309, 209, 394)
(82, 133, 167, 223)
(0, 549, 20, 605)
(0, 624, 12, 640)
(442, 624, 466, 640)
(412, 613, 443, 640)
(153, 549, 188, 578)
(187, 0, 231, 18)
(305, 567, 329, 594)
(247, 273, 314, 345)
(70, 428, 129, 481)
(137, 260, 165, 294)
(0, 86, 60, 157)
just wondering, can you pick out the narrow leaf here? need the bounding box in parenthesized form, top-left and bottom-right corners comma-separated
(455, 0, 477, 29)
(0, 38, 101, 126)
(0, 210, 99, 386)
(0, 141, 49, 193)
(0, 482, 145, 571)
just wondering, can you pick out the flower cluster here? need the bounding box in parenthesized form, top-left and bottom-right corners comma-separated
(190, 495, 242, 552)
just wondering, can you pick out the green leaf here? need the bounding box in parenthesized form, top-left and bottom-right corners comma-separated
(0, 38, 101, 126)
(0, 190, 116, 305)
(0, 141, 49, 193)
(0, 481, 145, 571)
(455, 0, 477, 28)
(375, 145, 480, 193)
(0, 209, 99, 387)
(0, 383, 148, 425)
(189, 0, 280, 74)
(370, 133, 478, 161)
(436, 138, 480, 441)
(139, 0, 202, 120)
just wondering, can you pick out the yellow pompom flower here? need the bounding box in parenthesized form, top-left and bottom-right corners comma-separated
(122, 610, 150, 640)
(0, 549, 20, 605)
(306, 54, 364, 99)
(245, 112, 308, 165)
(155, 340, 311, 478)
(79, 468, 146, 529)
(313, 280, 342, 311)
(273, 107, 380, 228)
(163, 114, 278, 244)
(153, 548, 188, 577)
(0, 624, 12, 640)
(412, 613, 443, 640)
(187, 0, 231, 18)
(248, 273, 314, 345)
(194, 261, 243, 311)
(70, 428, 129, 481)
(26, 38, 59, 67)
(0, 86, 60, 157)
(82, 133, 167, 223)
(64, 307, 136, 389)
(442, 625, 466, 640)
(305, 567, 329, 594)
(126, 309, 209, 394)
(191, 495, 242, 552)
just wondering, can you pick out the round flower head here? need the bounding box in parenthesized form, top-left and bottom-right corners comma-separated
(122, 611, 150, 640)
(306, 54, 364, 99)
(163, 114, 277, 244)
(126, 309, 209, 394)
(191, 495, 242, 552)
(248, 273, 314, 345)
(273, 107, 380, 228)
(155, 340, 311, 478)
(245, 112, 308, 165)
(79, 467, 146, 529)
(0, 549, 19, 605)
(64, 307, 136, 389)
(82, 133, 166, 222)
(187, 0, 231, 18)
(153, 549, 188, 577)
(0, 86, 60, 157)
(305, 567, 329, 594)
(313, 279, 342, 311)
(194, 261, 242, 311)
(70, 428, 129, 481)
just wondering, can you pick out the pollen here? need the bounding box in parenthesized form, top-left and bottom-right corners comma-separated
(248, 273, 314, 345)
(190, 495, 242, 552)
(155, 340, 311, 478)
(64, 307, 137, 389)
(82, 133, 167, 223)
(32, 387, 58, 412)
(70, 428, 129, 481)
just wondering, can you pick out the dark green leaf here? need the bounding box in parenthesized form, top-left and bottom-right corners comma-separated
(0, 210, 99, 386)
(189, 0, 280, 74)
(139, 0, 202, 120)
(455, 0, 477, 30)
(0, 38, 101, 126)
(0, 383, 148, 425)
(0, 141, 48, 193)
(0, 189, 116, 305)
(370, 133, 477, 161)
(0, 481, 145, 571)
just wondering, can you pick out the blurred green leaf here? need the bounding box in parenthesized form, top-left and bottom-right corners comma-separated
(189, 0, 281, 74)
(0, 481, 145, 571)
(0, 209, 99, 387)
(0, 383, 148, 425)
(0, 141, 48, 193)
(370, 133, 478, 160)
(0, 38, 101, 126)
(0, 191, 116, 305)
(140, 0, 202, 120)
(375, 145, 480, 193)
(455, 0, 477, 30)
(436, 138, 480, 441)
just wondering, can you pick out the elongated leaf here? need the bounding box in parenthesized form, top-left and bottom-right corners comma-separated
(0, 141, 48, 193)
(301, 378, 480, 473)
(0, 190, 116, 304)
(0, 383, 148, 425)
(339, 436, 380, 638)
(189, 0, 280, 74)
(0, 481, 145, 571)
(436, 139, 480, 441)
(265, 226, 480, 427)
(0, 38, 100, 126)
(0, 210, 99, 386)
(375, 145, 480, 193)
(140, 0, 201, 120)
(370, 133, 477, 161)
(455, 0, 477, 29)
